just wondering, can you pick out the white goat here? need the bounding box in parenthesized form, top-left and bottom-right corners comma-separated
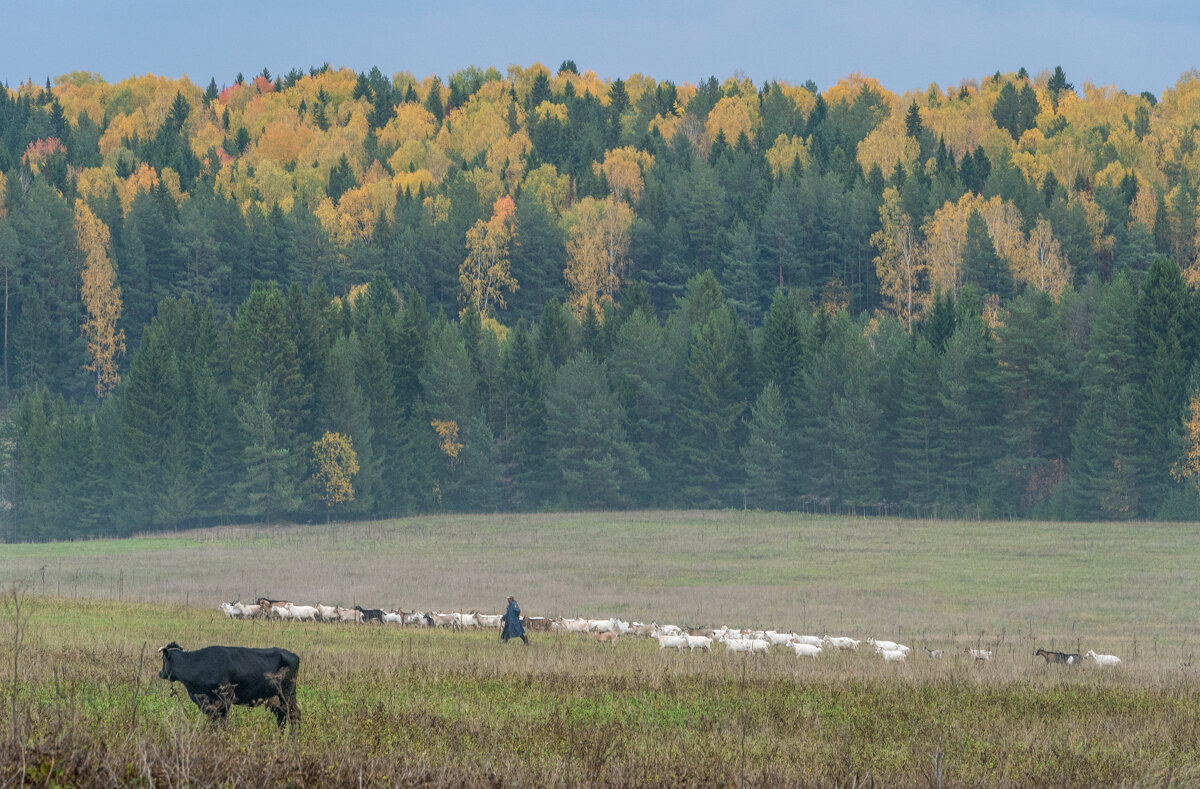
(964, 648, 992, 661)
(724, 638, 769, 655)
(791, 635, 823, 647)
(285, 602, 319, 621)
(1085, 649, 1121, 667)
(868, 638, 910, 654)
(765, 631, 794, 647)
(682, 634, 713, 653)
(878, 648, 907, 663)
(790, 643, 822, 659)
(655, 633, 688, 652)
(220, 602, 242, 618)
(823, 635, 860, 651)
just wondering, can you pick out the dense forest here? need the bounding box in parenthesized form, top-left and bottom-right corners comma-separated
(2, 61, 1200, 539)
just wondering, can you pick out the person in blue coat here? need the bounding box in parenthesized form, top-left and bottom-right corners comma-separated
(501, 596, 528, 644)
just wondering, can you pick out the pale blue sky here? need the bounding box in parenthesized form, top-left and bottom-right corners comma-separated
(4, 1, 1197, 97)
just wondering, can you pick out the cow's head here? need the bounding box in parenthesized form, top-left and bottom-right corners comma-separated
(158, 642, 183, 680)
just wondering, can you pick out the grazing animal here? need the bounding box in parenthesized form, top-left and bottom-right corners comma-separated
(1035, 648, 1081, 665)
(220, 602, 243, 618)
(868, 638, 910, 655)
(1085, 649, 1121, 667)
(682, 634, 713, 653)
(790, 643, 822, 659)
(284, 602, 319, 621)
(355, 605, 385, 624)
(791, 635, 824, 648)
(924, 648, 944, 659)
(822, 636, 860, 651)
(256, 598, 291, 618)
(476, 613, 503, 629)
(655, 633, 688, 652)
(158, 642, 300, 729)
(964, 648, 992, 661)
(593, 627, 619, 645)
(522, 616, 554, 632)
(878, 648, 907, 663)
(724, 638, 769, 655)
(403, 611, 433, 627)
(314, 603, 339, 622)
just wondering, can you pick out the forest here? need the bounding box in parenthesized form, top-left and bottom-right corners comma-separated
(1, 61, 1199, 539)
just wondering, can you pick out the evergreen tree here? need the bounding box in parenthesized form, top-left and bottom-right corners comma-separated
(742, 381, 791, 509)
(892, 337, 942, 511)
(676, 307, 748, 506)
(544, 352, 646, 507)
(1133, 256, 1196, 507)
(961, 209, 1014, 300)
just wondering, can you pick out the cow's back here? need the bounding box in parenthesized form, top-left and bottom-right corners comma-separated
(181, 646, 298, 697)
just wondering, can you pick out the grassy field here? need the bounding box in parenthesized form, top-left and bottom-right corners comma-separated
(0, 511, 1197, 786)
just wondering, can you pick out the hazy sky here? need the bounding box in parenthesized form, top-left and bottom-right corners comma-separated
(5, 1, 1198, 97)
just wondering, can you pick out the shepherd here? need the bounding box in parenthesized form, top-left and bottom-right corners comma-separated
(500, 595, 529, 645)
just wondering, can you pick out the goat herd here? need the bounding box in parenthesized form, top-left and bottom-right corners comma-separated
(218, 598, 1123, 668)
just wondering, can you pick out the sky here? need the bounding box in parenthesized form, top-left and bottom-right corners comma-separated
(4, 0, 1199, 98)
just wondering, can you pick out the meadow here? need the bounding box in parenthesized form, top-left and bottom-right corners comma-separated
(0, 511, 1197, 786)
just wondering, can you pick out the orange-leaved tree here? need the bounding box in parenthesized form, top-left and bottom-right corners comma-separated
(310, 431, 359, 513)
(459, 194, 518, 320)
(74, 199, 125, 397)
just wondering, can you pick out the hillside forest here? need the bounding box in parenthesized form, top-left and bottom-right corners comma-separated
(2, 62, 1200, 539)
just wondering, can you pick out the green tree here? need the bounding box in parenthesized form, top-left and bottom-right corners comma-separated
(742, 381, 791, 509)
(545, 352, 647, 507)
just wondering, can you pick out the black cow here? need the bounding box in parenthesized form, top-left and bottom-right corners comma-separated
(158, 642, 300, 729)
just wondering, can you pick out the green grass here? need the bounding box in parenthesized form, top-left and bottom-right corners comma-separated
(0, 511, 1198, 785)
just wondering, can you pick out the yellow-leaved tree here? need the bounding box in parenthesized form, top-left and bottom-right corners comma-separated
(871, 187, 925, 329)
(564, 195, 634, 318)
(74, 199, 125, 397)
(310, 431, 359, 516)
(459, 194, 518, 320)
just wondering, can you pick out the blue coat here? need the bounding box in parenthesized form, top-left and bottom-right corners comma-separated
(501, 599, 525, 639)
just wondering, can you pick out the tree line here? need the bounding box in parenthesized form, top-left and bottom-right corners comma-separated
(1, 63, 1200, 537)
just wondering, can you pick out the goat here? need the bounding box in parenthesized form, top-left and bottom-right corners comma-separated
(868, 638, 910, 654)
(724, 638, 769, 655)
(284, 602, 319, 621)
(314, 603, 339, 622)
(790, 642, 822, 659)
(593, 627, 619, 645)
(822, 635, 860, 651)
(356, 605, 386, 624)
(655, 633, 688, 652)
(219, 602, 243, 619)
(1085, 649, 1121, 667)
(476, 613, 502, 629)
(924, 647, 944, 659)
(878, 648, 907, 663)
(1035, 648, 1080, 665)
(765, 630, 795, 647)
(964, 648, 992, 661)
(682, 634, 713, 653)
(791, 635, 823, 647)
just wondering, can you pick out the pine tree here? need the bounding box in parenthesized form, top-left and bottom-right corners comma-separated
(892, 337, 941, 511)
(742, 381, 791, 509)
(1133, 256, 1196, 507)
(545, 352, 646, 507)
